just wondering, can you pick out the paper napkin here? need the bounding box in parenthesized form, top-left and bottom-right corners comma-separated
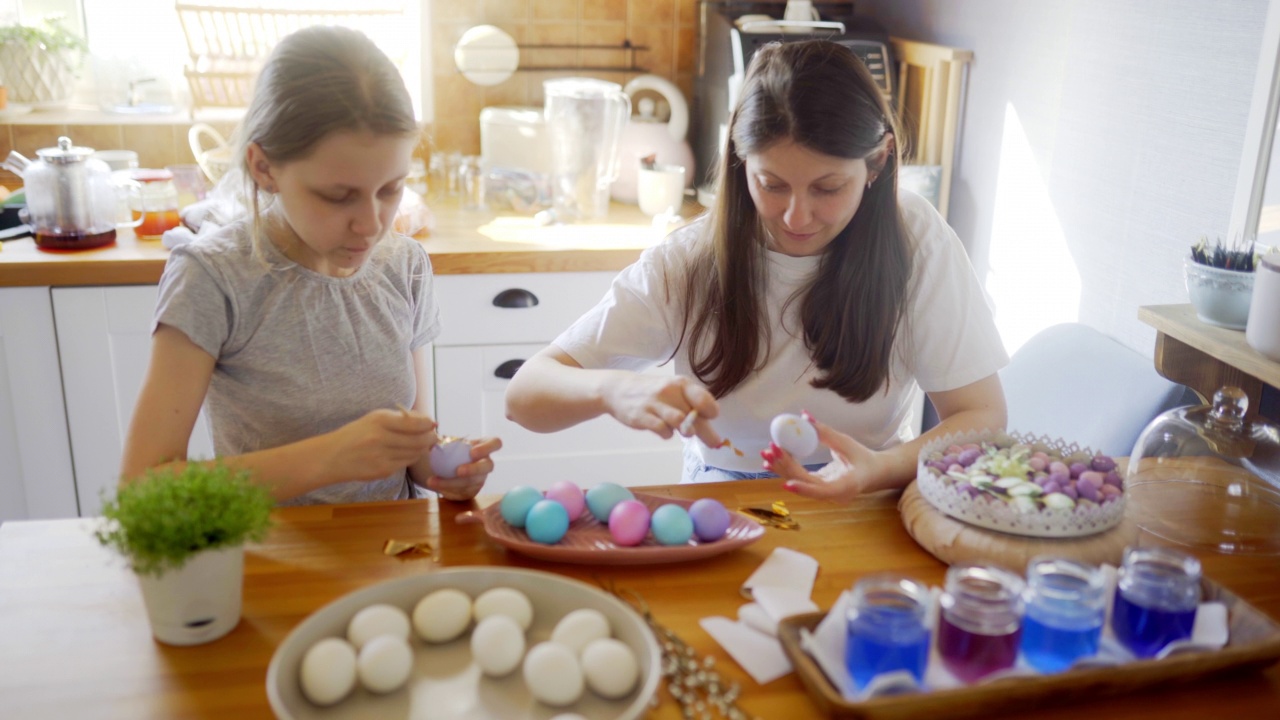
(700, 616, 794, 684)
(741, 547, 819, 598)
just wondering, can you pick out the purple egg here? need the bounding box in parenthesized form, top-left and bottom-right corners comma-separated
(1043, 480, 1061, 495)
(1062, 483, 1079, 500)
(688, 499, 730, 542)
(1069, 462, 1088, 479)
(608, 500, 651, 546)
(543, 481, 586, 521)
(957, 448, 983, 467)
(429, 439, 471, 478)
(1091, 455, 1117, 473)
(1078, 471, 1104, 489)
(1103, 471, 1123, 488)
(1077, 481, 1100, 502)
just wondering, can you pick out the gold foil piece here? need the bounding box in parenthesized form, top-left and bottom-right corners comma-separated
(738, 503, 800, 530)
(382, 538, 433, 558)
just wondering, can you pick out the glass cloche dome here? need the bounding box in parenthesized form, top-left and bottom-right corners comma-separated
(1126, 386, 1280, 555)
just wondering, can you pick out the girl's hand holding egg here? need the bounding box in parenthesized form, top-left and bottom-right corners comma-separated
(422, 434, 504, 502)
(765, 412, 885, 503)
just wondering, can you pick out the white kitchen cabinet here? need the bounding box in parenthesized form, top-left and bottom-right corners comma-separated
(0, 287, 79, 521)
(433, 272, 684, 493)
(53, 286, 213, 517)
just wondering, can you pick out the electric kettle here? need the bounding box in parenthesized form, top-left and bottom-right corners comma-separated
(3, 136, 139, 250)
(612, 75, 696, 204)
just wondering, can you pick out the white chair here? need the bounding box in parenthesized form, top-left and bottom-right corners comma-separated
(999, 323, 1193, 457)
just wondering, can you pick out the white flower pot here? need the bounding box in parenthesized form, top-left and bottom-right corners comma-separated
(1185, 258, 1254, 330)
(137, 544, 245, 646)
(0, 42, 78, 110)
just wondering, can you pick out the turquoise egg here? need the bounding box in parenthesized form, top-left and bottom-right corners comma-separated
(585, 482, 635, 523)
(650, 504, 694, 546)
(500, 486, 543, 528)
(524, 499, 570, 544)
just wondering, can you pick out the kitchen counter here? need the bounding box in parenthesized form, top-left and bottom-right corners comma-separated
(0, 201, 701, 287)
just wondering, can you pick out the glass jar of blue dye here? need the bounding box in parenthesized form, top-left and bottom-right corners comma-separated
(1111, 546, 1201, 658)
(844, 575, 932, 691)
(1020, 557, 1107, 672)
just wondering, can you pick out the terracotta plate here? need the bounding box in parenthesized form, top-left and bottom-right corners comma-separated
(465, 492, 765, 565)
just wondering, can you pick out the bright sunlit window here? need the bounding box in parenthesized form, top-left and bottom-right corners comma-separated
(19, 0, 429, 119)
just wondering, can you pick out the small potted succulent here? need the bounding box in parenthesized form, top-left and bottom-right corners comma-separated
(0, 15, 86, 109)
(1185, 235, 1259, 330)
(95, 464, 273, 646)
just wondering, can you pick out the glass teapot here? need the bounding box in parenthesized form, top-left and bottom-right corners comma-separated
(1125, 386, 1280, 555)
(4, 136, 140, 250)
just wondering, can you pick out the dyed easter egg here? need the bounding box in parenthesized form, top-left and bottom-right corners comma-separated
(500, 486, 544, 528)
(544, 481, 586, 521)
(650, 504, 694, 546)
(525, 499, 570, 544)
(429, 439, 472, 478)
(585, 482, 635, 523)
(770, 413, 819, 458)
(608, 500, 651, 546)
(688, 498, 730, 542)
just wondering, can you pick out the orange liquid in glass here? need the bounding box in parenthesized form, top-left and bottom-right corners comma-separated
(133, 210, 181, 239)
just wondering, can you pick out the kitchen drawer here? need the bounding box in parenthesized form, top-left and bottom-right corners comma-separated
(433, 272, 617, 347)
(433, 343, 683, 491)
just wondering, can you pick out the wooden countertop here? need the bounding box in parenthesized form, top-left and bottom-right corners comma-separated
(0, 202, 699, 287)
(2, 479, 1279, 719)
(1139, 304, 1280, 390)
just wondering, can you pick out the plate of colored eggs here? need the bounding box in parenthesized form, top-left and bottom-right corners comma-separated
(460, 482, 765, 565)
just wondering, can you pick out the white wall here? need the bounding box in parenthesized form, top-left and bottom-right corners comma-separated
(862, 0, 1270, 355)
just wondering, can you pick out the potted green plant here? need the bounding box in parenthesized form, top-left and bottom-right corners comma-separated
(1185, 235, 1259, 330)
(0, 15, 86, 109)
(95, 464, 273, 646)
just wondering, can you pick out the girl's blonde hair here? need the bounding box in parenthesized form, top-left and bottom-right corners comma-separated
(234, 25, 419, 263)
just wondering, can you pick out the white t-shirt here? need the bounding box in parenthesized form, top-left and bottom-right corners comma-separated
(553, 190, 1008, 472)
(154, 220, 441, 505)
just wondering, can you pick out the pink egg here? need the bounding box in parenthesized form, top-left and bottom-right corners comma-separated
(543, 481, 586, 521)
(607, 500, 651, 546)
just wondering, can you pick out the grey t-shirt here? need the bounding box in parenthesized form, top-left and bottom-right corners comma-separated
(154, 220, 441, 505)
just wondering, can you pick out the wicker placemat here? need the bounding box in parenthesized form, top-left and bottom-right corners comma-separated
(899, 481, 1137, 569)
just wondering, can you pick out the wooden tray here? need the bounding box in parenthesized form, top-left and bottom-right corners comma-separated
(777, 575, 1280, 719)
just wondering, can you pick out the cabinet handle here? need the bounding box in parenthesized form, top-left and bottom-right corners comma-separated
(492, 288, 540, 308)
(494, 359, 525, 379)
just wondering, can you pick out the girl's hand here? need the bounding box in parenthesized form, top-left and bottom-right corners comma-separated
(424, 436, 503, 502)
(600, 374, 722, 447)
(762, 414, 888, 504)
(324, 409, 438, 484)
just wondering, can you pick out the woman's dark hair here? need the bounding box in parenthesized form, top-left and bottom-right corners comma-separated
(674, 39, 911, 402)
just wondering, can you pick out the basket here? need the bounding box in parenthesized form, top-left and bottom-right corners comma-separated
(176, 3, 408, 109)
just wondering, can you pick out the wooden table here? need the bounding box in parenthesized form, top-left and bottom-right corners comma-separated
(2, 479, 1279, 719)
(1139, 303, 1280, 420)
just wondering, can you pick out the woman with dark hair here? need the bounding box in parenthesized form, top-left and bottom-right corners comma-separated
(505, 40, 1007, 502)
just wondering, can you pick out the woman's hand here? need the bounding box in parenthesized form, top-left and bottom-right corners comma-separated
(762, 413, 890, 503)
(600, 374, 723, 447)
(323, 409, 438, 485)
(423, 436, 503, 502)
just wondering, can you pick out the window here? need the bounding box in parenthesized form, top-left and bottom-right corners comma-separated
(12, 0, 431, 119)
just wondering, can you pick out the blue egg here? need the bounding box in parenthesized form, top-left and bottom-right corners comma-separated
(650, 504, 694, 546)
(500, 486, 543, 528)
(585, 482, 635, 523)
(525, 499, 570, 544)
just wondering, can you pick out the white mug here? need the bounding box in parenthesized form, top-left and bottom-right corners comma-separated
(783, 0, 821, 22)
(1246, 251, 1280, 362)
(637, 163, 686, 217)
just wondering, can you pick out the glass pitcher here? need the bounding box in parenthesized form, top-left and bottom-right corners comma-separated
(544, 78, 630, 222)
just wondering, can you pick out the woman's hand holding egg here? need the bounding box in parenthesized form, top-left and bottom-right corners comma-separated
(764, 412, 886, 503)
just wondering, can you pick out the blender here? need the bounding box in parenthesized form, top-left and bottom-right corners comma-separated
(543, 78, 630, 222)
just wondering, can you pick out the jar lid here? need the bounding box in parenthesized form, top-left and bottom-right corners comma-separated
(130, 168, 175, 183)
(36, 136, 95, 164)
(1126, 387, 1280, 555)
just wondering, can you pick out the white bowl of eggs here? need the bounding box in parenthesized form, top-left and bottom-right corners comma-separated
(266, 566, 661, 719)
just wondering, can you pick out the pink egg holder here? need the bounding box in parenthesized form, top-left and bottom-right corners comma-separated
(916, 429, 1126, 539)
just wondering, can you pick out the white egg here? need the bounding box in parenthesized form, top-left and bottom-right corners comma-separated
(770, 413, 819, 458)
(470, 614, 526, 677)
(523, 642, 584, 707)
(473, 587, 534, 631)
(347, 603, 412, 650)
(413, 588, 472, 643)
(356, 634, 414, 694)
(551, 608, 611, 655)
(581, 638, 639, 699)
(299, 637, 358, 706)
